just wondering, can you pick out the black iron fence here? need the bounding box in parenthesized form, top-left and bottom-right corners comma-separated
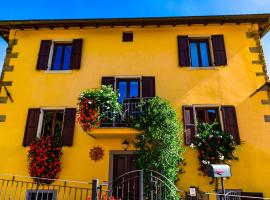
(0, 174, 96, 200)
(0, 174, 266, 200)
(100, 97, 151, 127)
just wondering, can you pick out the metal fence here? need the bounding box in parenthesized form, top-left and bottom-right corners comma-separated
(0, 174, 96, 200)
(100, 97, 151, 127)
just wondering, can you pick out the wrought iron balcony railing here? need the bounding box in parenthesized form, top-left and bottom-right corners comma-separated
(100, 97, 151, 127)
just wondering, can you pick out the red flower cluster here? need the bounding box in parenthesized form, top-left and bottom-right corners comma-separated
(77, 98, 100, 131)
(28, 136, 62, 184)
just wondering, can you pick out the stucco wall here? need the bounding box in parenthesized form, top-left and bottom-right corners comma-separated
(0, 24, 269, 195)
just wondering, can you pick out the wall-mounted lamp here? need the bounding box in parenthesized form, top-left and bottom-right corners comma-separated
(122, 139, 129, 151)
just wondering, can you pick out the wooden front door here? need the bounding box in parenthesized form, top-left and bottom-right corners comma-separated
(112, 154, 139, 200)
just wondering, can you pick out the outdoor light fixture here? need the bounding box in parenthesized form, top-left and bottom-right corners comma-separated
(122, 139, 129, 151)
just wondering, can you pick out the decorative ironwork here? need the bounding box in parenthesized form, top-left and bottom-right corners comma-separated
(99, 170, 181, 200)
(100, 97, 152, 127)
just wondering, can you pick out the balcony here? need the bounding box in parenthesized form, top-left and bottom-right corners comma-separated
(100, 97, 150, 128)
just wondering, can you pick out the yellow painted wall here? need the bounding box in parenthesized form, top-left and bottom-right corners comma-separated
(0, 23, 270, 196)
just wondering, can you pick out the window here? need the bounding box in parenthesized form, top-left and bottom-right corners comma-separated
(116, 79, 140, 101)
(26, 190, 56, 200)
(182, 105, 240, 145)
(23, 108, 76, 147)
(101, 76, 155, 99)
(41, 110, 64, 137)
(36, 39, 83, 71)
(177, 35, 227, 67)
(51, 43, 72, 70)
(195, 107, 220, 124)
(189, 39, 211, 67)
(122, 32, 133, 42)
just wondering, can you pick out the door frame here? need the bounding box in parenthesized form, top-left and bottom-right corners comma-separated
(108, 150, 138, 191)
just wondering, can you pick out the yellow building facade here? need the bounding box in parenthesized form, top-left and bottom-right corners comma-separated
(0, 14, 270, 198)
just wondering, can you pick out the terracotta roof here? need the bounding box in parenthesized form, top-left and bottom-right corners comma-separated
(0, 14, 270, 41)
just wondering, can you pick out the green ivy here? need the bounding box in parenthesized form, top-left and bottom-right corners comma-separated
(131, 97, 185, 199)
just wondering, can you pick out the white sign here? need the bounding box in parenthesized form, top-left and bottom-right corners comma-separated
(189, 188, 196, 197)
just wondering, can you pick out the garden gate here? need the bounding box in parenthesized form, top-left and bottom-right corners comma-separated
(98, 170, 180, 200)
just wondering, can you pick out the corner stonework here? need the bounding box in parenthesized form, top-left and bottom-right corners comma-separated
(246, 29, 270, 122)
(0, 39, 18, 122)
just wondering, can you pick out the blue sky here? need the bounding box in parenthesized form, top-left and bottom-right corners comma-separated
(0, 0, 269, 75)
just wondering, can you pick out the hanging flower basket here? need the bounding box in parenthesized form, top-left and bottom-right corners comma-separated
(77, 85, 122, 132)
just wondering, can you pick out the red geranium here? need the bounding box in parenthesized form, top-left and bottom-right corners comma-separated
(77, 98, 100, 132)
(28, 136, 62, 184)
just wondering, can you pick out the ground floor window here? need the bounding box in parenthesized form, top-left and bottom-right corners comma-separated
(41, 110, 64, 137)
(195, 107, 220, 124)
(26, 190, 56, 200)
(182, 105, 240, 145)
(23, 108, 76, 147)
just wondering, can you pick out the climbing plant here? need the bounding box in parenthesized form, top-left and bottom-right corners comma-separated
(131, 97, 185, 199)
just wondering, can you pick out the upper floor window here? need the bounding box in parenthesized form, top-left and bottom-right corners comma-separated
(51, 43, 72, 70)
(116, 78, 140, 101)
(189, 39, 211, 67)
(101, 76, 155, 99)
(36, 39, 83, 71)
(178, 35, 227, 67)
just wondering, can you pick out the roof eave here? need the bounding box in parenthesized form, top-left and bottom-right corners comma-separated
(0, 14, 270, 40)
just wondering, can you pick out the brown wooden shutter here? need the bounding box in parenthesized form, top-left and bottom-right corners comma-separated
(177, 35, 190, 66)
(23, 108, 40, 147)
(182, 106, 196, 145)
(36, 40, 52, 70)
(70, 39, 83, 70)
(221, 105, 240, 144)
(62, 108, 76, 146)
(142, 76, 156, 98)
(211, 35, 227, 66)
(101, 77, 115, 90)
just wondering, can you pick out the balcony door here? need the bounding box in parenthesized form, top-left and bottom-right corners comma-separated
(101, 76, 155, 127)
(116, 78, 140, 102)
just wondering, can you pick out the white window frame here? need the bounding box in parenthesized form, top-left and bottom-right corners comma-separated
(46, 40, 73, 72)
(36, 107, 66, 138)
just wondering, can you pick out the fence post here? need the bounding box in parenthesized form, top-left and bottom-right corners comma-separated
(91, 179, 99, 200)
(139, 170, 144, 200)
